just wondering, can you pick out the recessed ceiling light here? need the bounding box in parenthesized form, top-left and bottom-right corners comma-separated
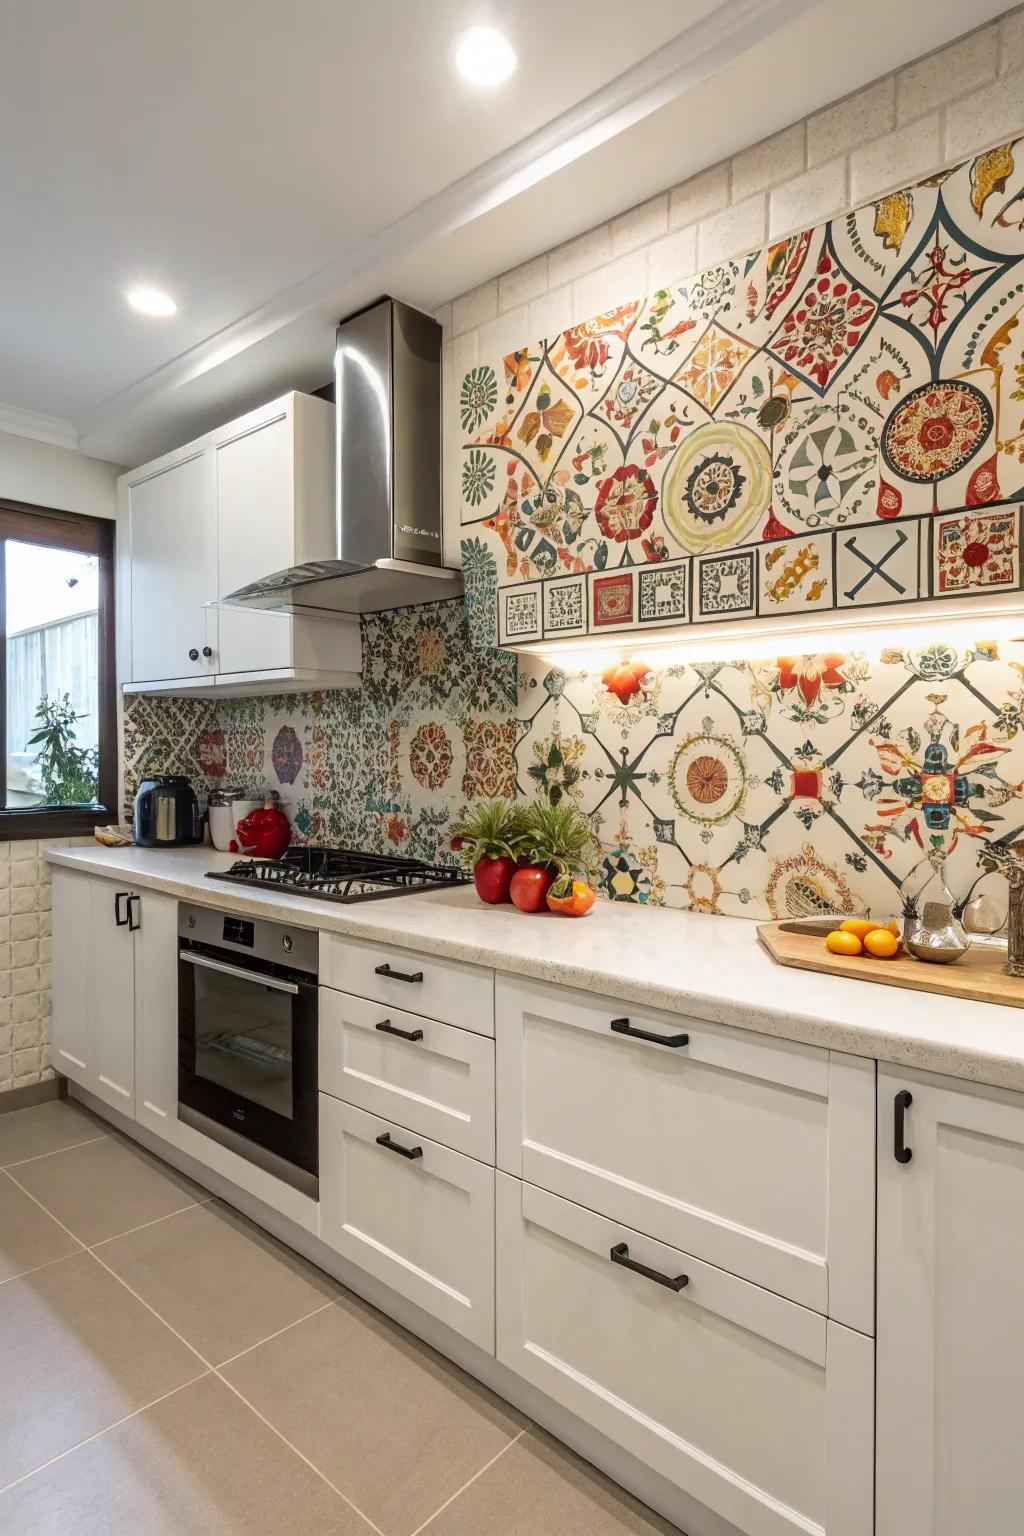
(454, 26, 516, 87)
(127, 285, 177, 317)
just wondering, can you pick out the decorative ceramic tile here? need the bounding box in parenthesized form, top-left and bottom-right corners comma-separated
(542, 576, 586, 636)
(461, 143, 1024, 646)
(695, 550, 755, 620)
(835, 521, 921, 608)
(637, 561, 689, 625)
(758, 533, 832, 616)
(500, 585, 542, 645)
(590, 571, 635, 629)
(933, 507, 1020, 595)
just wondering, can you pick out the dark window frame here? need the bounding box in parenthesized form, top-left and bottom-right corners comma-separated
(0, 497, 116, 841)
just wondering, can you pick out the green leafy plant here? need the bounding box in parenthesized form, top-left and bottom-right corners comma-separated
(521, 800, 595, 887)
(28, 695, 99, 806)
(451, 800, 528, 865)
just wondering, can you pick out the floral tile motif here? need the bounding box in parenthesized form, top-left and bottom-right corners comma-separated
(460, 141, 1024, 646)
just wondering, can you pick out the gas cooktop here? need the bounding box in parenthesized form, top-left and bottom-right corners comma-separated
(205, 846, 469, 904)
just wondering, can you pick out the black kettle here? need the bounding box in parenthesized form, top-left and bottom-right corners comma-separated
(133, 775, 202, 847)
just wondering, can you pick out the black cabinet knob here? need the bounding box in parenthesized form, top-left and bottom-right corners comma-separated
(202, 646, 213, 658)
(188, 647, 200, 661)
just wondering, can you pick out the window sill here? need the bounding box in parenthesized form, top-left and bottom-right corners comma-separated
(0, 807, 117, 842)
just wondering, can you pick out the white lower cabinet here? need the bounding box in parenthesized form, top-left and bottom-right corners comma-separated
(877, 1068, 1024, 1536)
(52, 869, 138, 1115)
(319, 1095, 495, 1351)
(497, 1174, 873, 1536)
(497, 978, 875, 1328)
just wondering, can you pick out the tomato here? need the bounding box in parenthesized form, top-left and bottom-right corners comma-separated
(509, 864, 555, 913)
(863, 928, 900, 959)
(547, 880, 596, 918)
(826, 930, 863, 957)
(473, 855, 517, 905)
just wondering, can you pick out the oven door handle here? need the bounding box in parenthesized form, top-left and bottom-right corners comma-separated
(178, 950, 300, 995)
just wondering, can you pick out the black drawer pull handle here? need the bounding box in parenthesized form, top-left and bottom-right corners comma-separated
(374, 963, 424, 984)
(375, 1019, 424, 1042)
(127, 894, 141, 932)
(610, 1242, 688, 1292)
(114, 891, 130, 927)
(894, 1090, 913, 1164)
(376, 1132, 423, 1161)
(610, 1017, 689, 1048)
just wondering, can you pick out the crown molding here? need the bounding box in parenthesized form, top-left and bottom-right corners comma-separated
(74, 0, 817, 447)
(0, 400, 79, 451)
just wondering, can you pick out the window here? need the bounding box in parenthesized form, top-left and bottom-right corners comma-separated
(0, 500, 115, 838)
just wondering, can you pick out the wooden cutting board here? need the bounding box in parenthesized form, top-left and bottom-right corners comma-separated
(758, 921, 1024, 1009)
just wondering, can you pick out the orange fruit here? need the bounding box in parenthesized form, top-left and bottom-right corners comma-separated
(863, 928, 900, 959)
(839, 918, 876, 939)
(826, 930, 863, 957)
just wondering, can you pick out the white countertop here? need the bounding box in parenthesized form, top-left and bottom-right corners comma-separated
(47, 843, 1024, 1095)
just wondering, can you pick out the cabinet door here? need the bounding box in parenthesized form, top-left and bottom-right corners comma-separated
(87, 886, 137, 1115)
(496, 977, 874, 1325)
(214, 405, 295, 675)
(497, 1175, 872, 1536)
(50, 869, 95, 1087)
(877, 1069, 1024, 1536)
(122, 448, 217, 682)
(319, 1096, 495, 1350)
(133, 889, 180, 1142)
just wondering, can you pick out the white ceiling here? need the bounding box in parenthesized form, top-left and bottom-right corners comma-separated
(0, 0, 1015, 466)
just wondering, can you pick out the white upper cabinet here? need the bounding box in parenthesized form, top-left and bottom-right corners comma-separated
(118, 391, 359, 693)
(876, 1068, 1024, 1536)
(120, 445, 218, 685)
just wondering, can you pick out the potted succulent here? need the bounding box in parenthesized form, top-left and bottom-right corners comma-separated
(452, 801, 528, 904)
(512, 801, 597, 917)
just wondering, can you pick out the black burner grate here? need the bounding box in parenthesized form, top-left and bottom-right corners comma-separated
(205, 846, 469, 904)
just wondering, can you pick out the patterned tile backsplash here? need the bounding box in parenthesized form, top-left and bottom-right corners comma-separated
(123, 598, 1024, 931)
(123, 601, 518, 865)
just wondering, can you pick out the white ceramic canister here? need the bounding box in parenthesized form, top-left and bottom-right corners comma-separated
(207, 787, 249, 852)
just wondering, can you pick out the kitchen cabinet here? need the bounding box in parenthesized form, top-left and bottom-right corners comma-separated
(496, 977, 875, 1329)
(319, 1096, 495, 1350)
(876, 1068, 1024, 1536)
(497, 1174, 873, 1536)
(51, 868, 177, 1125)
(118, 444, 217, 685)
(117, 392, 360, 694)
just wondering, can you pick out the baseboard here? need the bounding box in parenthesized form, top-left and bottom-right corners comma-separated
(68, 1083, 741, 1536)
(0, 1076, 67, 1115)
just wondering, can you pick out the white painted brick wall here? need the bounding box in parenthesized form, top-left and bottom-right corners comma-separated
(440, 8, 1024, 569)
(0, 841, 62, 1092)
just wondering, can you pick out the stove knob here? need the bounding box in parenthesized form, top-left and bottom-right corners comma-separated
(188, 915, 196, 930)
(282, 934, 293, 953)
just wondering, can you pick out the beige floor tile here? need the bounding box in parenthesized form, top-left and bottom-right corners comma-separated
(0, 1251, 202, 1488)
(0, 1374, 372, 1535)
(0, 1100, 107, 1167)
(9, 1133, 205, 1245)
(419, 1429, 682, 1535)
(223, 1291, 525, 1536)
(0, 1174, 81, 1283)
(97, 1200, 339, 1365)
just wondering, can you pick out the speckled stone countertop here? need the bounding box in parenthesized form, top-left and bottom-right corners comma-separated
(47, 843, 1024, 1095)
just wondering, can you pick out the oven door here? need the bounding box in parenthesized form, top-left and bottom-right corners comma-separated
(178, 943, 318, 1197)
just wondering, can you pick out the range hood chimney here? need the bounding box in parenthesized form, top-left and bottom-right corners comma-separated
(222, 298, 462, 616)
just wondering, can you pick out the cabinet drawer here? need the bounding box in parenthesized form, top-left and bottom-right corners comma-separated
(322, 934, 494, 1036)
(319, 1097, 494, 1351)
(319, 990, 495, 1162)
(497, 1175, 872, 1536)
(496, 978, 874, 1326)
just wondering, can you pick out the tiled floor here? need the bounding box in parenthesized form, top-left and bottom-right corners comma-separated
(0, 1098, 682, 1536)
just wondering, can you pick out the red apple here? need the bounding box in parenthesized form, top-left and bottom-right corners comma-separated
(510, 864, 555, 913)
(473, 855, 517, 904)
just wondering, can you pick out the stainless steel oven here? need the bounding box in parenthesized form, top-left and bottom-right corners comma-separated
(177, 905, 319, 1198)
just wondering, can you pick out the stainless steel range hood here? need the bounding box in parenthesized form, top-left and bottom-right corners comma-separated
(222, 298, 462, 616)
